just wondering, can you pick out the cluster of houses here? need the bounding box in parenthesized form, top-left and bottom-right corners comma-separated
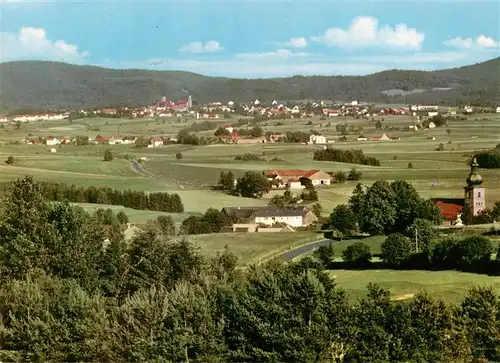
(221, 206, 318, 232)
(23, 135, 168, 148)
(264, 169, 332, 189)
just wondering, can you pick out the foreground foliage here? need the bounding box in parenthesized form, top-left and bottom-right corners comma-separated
(0, 176, 499, 362)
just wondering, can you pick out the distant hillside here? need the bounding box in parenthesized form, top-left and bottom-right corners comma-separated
(0, 58, 498, 111)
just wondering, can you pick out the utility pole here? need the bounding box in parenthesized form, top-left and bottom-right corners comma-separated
(415, 227, 419, 253)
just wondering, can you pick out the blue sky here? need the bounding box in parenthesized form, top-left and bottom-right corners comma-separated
(1, 0, 499, 78)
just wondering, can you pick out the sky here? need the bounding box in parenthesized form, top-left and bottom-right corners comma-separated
(0, 0, 499, 78)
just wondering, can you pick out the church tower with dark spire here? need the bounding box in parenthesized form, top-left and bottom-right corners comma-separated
(464, 156, 486, 217)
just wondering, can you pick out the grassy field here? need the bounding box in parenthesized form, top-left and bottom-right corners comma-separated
(189, 232, 321, 265)
(0, 113, 499, 223)
(332, 269, 500, 303)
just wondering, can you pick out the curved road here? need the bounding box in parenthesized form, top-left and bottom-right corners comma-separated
(279, 239, 333, 260)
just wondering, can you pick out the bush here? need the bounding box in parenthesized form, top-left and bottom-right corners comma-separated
(5, 155, 15, 165)
(156, 215, 176, 236)
(334, 171, 347, 183)
(313, 243, 335, 267)
(103, 150, 113, 162)
(116, 211, 129, 224)
(347, 168, 362, 181)
(381, 233, 412, 267)
(342, 242, 372, 265)
(175, 152, 183, 159)
(457, 236, 493, 267)
(408, 162, 414, 169)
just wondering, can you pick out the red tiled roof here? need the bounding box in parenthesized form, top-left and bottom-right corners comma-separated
(264, 169, 319, 178)
(435, 201, 464, 220)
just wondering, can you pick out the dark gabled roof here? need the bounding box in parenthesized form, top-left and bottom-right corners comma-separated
(255, 208, 308, 218)
(222, 206, 308, 219)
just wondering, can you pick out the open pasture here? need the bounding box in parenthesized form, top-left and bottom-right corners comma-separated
(190, 231, 321, 265)
(0, 113, 498, 222)
(331, 269, 500, 303)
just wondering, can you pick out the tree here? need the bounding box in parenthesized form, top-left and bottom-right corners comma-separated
(313, 243, 335, 267)
(312, 203, 323, 218)
(155, 215, 176, 236)
(381, 233, 412, 267)
(446, 128, 451, 136)
(347, 168, 362, 181)
(459, 287, 500, 361)
(5, 155, 15, 165)
(329, 205, 358, 237)
(235, 171, 270, 198)
(116, 211, 129, 224)
(342, 242, 372, 265)
(218, 171, 235, 191)
(375, 120, 382, 129)
(405, 218, 439, 253)
(103, 149, 113, 161)
(176, 152, 183, 159)
(334, 171, 347, 183)
(457, 236, 493, 266)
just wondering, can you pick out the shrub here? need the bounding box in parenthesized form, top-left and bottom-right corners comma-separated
(5, 156, 15, 165)
(347, 168, 362, 181)
(313, 243, 335, 267)
(381, 233, 412, 267)
(342, 242, 372, 265)
(408, 162, 414, 169)
(116, 211, 129, 224)
(334, 171, 347, 183)
(103, 150, 113, 162)
(175, 152, 183, 159)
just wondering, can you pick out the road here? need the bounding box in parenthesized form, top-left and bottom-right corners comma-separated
(279, 239, 333, 260)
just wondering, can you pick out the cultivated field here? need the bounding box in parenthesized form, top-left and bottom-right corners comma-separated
(331, 269, 500, 303)
(1, 112, 499, 301)
(1, 113, 499, 218)
(190, 231, 321, 265)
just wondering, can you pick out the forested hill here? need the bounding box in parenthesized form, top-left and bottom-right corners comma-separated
(0, 57, 498, 110)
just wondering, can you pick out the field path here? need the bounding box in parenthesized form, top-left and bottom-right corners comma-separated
(279, 239, 332, 260)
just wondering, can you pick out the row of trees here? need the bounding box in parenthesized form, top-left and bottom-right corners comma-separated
(314, 148, 381, 166)
(0, 176, 500, 361)
(0, 180, 184, 213)
(326, 181, 442, 237)
(475, 144, 500, 168)
(217, 171, 270, 199)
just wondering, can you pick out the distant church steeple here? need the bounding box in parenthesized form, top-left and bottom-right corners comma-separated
(464, 156, 486, 217)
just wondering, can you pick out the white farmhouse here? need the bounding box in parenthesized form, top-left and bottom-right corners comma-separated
(45, 137, 59, 146)
(309, 135, 327, 144)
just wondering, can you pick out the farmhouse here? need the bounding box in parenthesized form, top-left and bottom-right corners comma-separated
(432, 157, 487, 225)
(45, 137, 59, 146)
(264, 169, 331, 189)
(102, 108, 117, 115)
(309, 135, 327, 145)
(122, 136, 137, 144)
(149, 136, 164, 147)
(221, 206, 318, 228)
(369, 133, 400, 141)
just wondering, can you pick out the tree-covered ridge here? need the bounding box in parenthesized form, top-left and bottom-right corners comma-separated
(0, 176, 499, 361)
(0, 57, 498, 110)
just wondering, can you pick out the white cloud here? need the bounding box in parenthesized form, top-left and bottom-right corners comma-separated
(0, 27, 89, 62)
(179, 40, 223, 53)
(112, 48, 495, 79)
(444, 35, 499, 49)
(281, 37, 308, 48)
(235, 49, 310, 60)
(312, 16, 424, 49)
